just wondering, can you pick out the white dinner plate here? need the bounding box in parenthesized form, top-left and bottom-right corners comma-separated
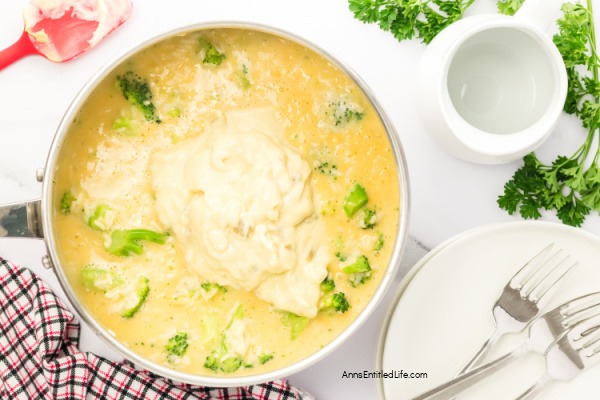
(377, 221, 600, 399)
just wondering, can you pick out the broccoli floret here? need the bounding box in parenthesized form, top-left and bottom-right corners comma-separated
(320, 276, 336, 293)
(121, 276, 150, 318)
(60, 191, 76, 214)
(116, 72, 161, 123)
(320, 292, 350, 313)
(81, 266, 121, 291)
(237, 64, 251, 89)
(113, 116, 140, 136)
(315, 161, 339, 179)
(327, 100, 365, 126)
(280, 311, 309, 340)
(87, 204, 111, 231)
(194, 282, 228, 301)
(204, 334, 244, 373)
(374, 232, 385, 253)
(82, 267, 149, 318)
(165, 332, 189, 363)
(343, 255, 372, 287)
(106, 229, 168, 256)
(335, 252, 348, 262)
(343, 184, 368, 217)
(359, 207, 378, 229)
(226, 303, 244, 328)
(258, 353, 274, 365)
(203, 304, 252, 373)
(200, 282, 228, 293)
(199, 38, 226, 65)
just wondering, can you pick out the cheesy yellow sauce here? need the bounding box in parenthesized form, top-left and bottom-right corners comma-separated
(151, 108, 330, 318)
(52, 28, 400, 377)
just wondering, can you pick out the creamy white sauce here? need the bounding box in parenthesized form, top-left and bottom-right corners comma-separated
(151, 108, 330, 317)
(23, 0, 132, 60)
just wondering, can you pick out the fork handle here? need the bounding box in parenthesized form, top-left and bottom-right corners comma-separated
(408, 344, 528, 400)
(514, 372, 552, 400)
(458, 328, 502, 374)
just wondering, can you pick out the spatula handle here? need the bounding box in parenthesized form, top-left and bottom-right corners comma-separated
(0, 31, 38, 71)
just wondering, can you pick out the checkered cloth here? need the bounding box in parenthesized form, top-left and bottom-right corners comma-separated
(0, 258, 313, 400)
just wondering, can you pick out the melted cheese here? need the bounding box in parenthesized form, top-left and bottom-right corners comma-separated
(151, 108, 329, 317)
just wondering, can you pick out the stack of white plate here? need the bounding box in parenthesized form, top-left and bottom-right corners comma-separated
(376, 221, 600, 399)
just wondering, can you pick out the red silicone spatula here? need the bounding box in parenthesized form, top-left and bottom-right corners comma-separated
(0, 0, 132, 71)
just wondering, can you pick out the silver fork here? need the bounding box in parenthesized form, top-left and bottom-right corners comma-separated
(409, 292, 600, 400)
(515, 311, 600, 399)
(458, 243, 576, 374)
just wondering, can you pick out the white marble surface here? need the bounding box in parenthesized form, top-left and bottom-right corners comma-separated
(1, 0, 600, 399)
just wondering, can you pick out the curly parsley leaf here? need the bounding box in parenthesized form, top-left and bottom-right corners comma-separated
(499, 1, 600, 227)
(497, 0, 525, 15)
(348, 0, 473, 44)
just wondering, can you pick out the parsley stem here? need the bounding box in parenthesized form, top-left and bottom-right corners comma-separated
(586, 0, 600, 163)
(588, 0, 598, 85)
(464, 0, 477, 9)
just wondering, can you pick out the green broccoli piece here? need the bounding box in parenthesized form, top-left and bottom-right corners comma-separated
(343, 255, 372, 287)
(81, 266, 149, 319)
(106, 229, 168, 256)
(116, 72, 161, 123)
(87, 204, 110, 231)
(320, 292, 350, 313)
(81, 266, 121, 291)
(204, 334, 244, 373)
(320, 276, 336, 293)
(374, 232, 385, 253)
(334, 234, 348, 262)
(199, 38, 226, 65)
(165, 332, 189, 362)
(360, 207, 378, 229)
(315, 161, 339, 179)
(121, 276, 150, 318)
(226, 303, 244, 329)
(280, 311, 309, 340)
(327, 100, 365, 126)
(60, 191, 76, 214)
(203, 304, 249, 373)
(258, 353, 274, 365)
(237, 64, 251, 89)
(343, 184, 368, 217)
(200, 282, 228, 294)
(113, 116, 140, 136)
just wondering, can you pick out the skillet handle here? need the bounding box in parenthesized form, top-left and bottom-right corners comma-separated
(0, 200, 43, 238)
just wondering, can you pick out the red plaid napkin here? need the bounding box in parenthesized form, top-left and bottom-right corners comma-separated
(0, 257, 313, 400)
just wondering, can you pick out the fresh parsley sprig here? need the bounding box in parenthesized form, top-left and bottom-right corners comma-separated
(348, 0, 476, 44)
(498, 1, 600, 227)
(347, 0, 600, 227)
(497, 0, 525, 16)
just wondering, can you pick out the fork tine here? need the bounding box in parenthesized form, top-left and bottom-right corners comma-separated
(563, 292, 600, 314)
(572, 312, 600, 334)
(518, 250, 568, 299)
(560, 293, 600, 327)
(580, 323, 600, 342)
(509, 243, 555, 289)
(573, 317, 600, 358)
(531, 259, 578, 303)
(583, 334, 600, 357)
